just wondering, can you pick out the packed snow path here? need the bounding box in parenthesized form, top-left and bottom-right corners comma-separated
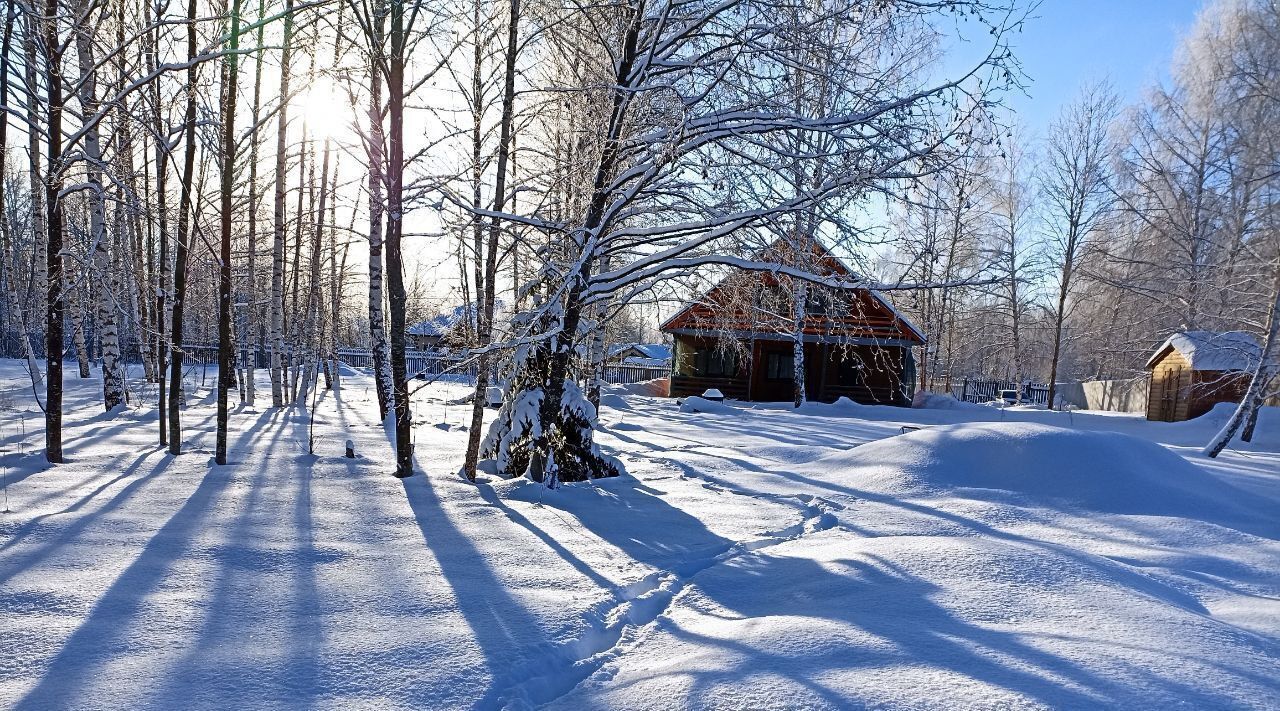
(0, 362, 1278, 709)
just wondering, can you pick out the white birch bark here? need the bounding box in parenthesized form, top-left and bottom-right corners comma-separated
(296, 140, 330, 409)
(792, 281, 806, 408)
(1204, 265, 1280, 457)
(364, 51, 393, 420)
(73, 4, 123, 409)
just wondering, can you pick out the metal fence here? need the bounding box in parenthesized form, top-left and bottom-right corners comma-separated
(953, 378, 1051, 406)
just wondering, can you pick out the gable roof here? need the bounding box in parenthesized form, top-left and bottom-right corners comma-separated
(658, 239, 925, 344)
(609, 343, 672, 361)
(1145, 330, 1263, 371)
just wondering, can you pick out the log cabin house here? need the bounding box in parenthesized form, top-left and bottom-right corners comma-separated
(1145, 330, 1260, 422)
(659, 244, 925, 405)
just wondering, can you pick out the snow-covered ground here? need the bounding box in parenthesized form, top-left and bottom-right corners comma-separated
(0, 361, 1277, 709)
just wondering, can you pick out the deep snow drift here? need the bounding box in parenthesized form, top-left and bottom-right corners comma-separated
(0, 362, 1277, 709)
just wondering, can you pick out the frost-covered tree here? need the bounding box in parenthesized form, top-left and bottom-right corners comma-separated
(1040, 82, 1118, 409)
(475, 0, 1022, 483)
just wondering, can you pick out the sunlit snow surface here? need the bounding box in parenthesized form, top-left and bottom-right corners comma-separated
(0, 361, 1276, 710)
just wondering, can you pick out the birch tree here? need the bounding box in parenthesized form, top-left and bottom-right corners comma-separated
(476, 0, 1021, 483)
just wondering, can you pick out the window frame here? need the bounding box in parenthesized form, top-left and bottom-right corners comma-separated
(765, 351, 795, 381)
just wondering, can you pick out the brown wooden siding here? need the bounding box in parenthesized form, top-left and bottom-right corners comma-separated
(670, 334, 908, 405)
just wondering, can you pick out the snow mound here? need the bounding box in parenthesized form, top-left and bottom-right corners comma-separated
(1177, 400, 1280, 429)
(336, 362, 363, 378)
(912, 391, 988, 411)
(598, 393, 632, 411)
(808, 422, 1273, 529)
(829, 396, 877, 414)
(679, 396, 738, 415)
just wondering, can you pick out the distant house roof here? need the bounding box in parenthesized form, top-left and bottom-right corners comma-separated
(608, 343, 672, 362)
(1146, 330, 1263, 371)
(408, 299, 506, 338)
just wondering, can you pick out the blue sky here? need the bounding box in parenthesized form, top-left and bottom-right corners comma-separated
(961, 0, 1207, 135)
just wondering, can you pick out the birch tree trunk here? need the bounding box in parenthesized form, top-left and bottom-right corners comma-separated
(792, 281, 806, 408)
(289, 138, 311, 403)
(241, 0, 267, 408)
(363, 29, 393, 421)
(328, 173, 341, 393)
(69, 280, 90, 379)
(1204, 264, 1280, 458)
(296, 139, 330, 409)
(72, 0, 124, 410)
(144, 0, 170, 444)
(269, 0, 294, 408)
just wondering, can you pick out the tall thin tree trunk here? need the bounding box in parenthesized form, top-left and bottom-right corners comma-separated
(269, 0, 294, 408)
(215, 0, 243, 464)
(240, 0, 266, 408)
(297, 139, 329, 408)
(364, 26, 392, 420)
(41, 0, 66, 462)
(168, 0, 200, 455)
(328, 171, 341, 393)
(792, 281, 806, 408)
(73, 0, 123, 410)
(69, 280, 89, 378)
(145, 0, 170, 444)
(289, 135, 311, 402)
(387, 0, 413, 476)
(463, 0, 520, 480)
(1046, 255, 1073, 411)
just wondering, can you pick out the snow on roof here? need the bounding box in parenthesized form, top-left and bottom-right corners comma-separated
(408, 300, 506, 337)
(609, 343, 672, 361)
(1146, 330, 1263, 371)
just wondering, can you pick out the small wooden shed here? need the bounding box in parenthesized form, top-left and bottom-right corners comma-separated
(1145, 330, 1260, 422)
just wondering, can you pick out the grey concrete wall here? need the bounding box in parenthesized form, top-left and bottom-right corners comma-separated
(1080, 377, 1150, 413)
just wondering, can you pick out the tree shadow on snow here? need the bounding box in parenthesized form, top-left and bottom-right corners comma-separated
(146, 411, 328, 708)
(15, 461, 234, 710)
(658, 551, 1243, 710)
(400, 471, 563, 708)
(0, 451, 172, 583)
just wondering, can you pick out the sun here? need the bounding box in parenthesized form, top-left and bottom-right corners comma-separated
(296, 76, 355, 141)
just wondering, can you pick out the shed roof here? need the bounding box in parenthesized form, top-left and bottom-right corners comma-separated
(1145, 330, 1263, 371)
(609, 343, 672, 361)
(408, 299, 506, 338)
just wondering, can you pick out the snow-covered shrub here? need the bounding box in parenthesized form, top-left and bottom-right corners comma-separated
(481, 337, 620, 484)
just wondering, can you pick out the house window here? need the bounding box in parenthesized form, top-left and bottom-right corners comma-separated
(765, 352, 794, 380)
(804, 291, 829, 316)
(694, 348, 737, 377)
